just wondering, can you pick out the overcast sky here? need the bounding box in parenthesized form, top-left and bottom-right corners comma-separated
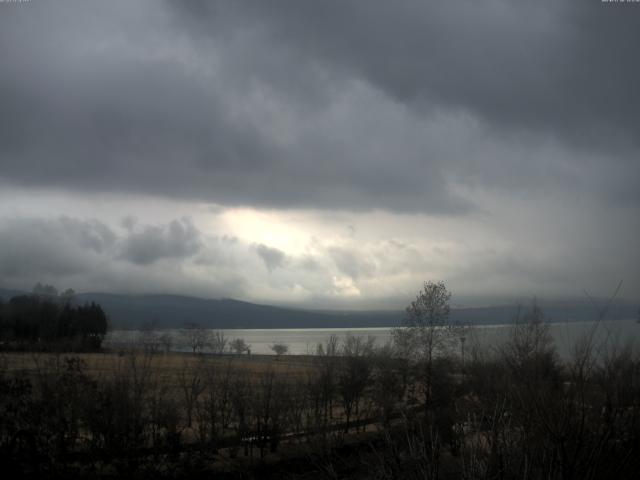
(1, 0, 638, 308)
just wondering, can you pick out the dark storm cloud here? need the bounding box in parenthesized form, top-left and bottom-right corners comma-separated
(210, 1, 640, 144)
(0, 0, 638, 212)
(0, 217, 115, 277)
(119, 218, 201, 265)
(255, 244, 287, 273)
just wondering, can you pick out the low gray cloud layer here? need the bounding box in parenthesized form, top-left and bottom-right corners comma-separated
(0, 216, 204, 276)
(120, 218, 201, 265)
(0, 217, 113, 278)
(0, 215, 241, 298)
(0, 208, 637, 306)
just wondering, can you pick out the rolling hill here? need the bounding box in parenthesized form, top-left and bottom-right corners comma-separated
(1, 288, 637, 329)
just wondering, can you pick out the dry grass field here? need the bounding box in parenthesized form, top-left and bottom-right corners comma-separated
(0, 350, 317, 383)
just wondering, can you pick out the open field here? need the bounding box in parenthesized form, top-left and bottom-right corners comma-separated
(0, 350, 316, 378)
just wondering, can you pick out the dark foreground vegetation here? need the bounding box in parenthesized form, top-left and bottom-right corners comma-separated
(1, 282, 639, 479)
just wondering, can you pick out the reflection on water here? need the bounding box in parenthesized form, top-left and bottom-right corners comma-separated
(105, 319, 639, 359)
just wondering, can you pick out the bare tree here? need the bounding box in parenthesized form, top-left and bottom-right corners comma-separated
(371, 348, 406, 427)
(230, 338, 249, 355)
(393, 281, 461, 408)
(270, 343, 289, 357)
(393, 281, 459, 362)
(138, 321, 161, 354)
(178, 359, 203, 428)
(210, 330, 227, 355)
(316, 334, 339, 357)
(159, 332, 173, 354)
(338, 335, 374, 432)
(195, 359, 236, 451)
(313, 335, 340, 429)
(181, 322, 211, 354)
(230, 372, 253, 457)
(501, 300, 556, 373)
(252, 368, 289, 456)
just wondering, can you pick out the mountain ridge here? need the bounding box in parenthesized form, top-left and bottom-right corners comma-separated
(1, 288, 637, 329)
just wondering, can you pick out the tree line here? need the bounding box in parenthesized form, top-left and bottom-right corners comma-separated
(0, 284, 108, 351)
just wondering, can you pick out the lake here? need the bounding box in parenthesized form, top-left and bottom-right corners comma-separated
(104, 318, 639, 360)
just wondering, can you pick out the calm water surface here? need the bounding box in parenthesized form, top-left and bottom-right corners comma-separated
(105, 318, 639, 359)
